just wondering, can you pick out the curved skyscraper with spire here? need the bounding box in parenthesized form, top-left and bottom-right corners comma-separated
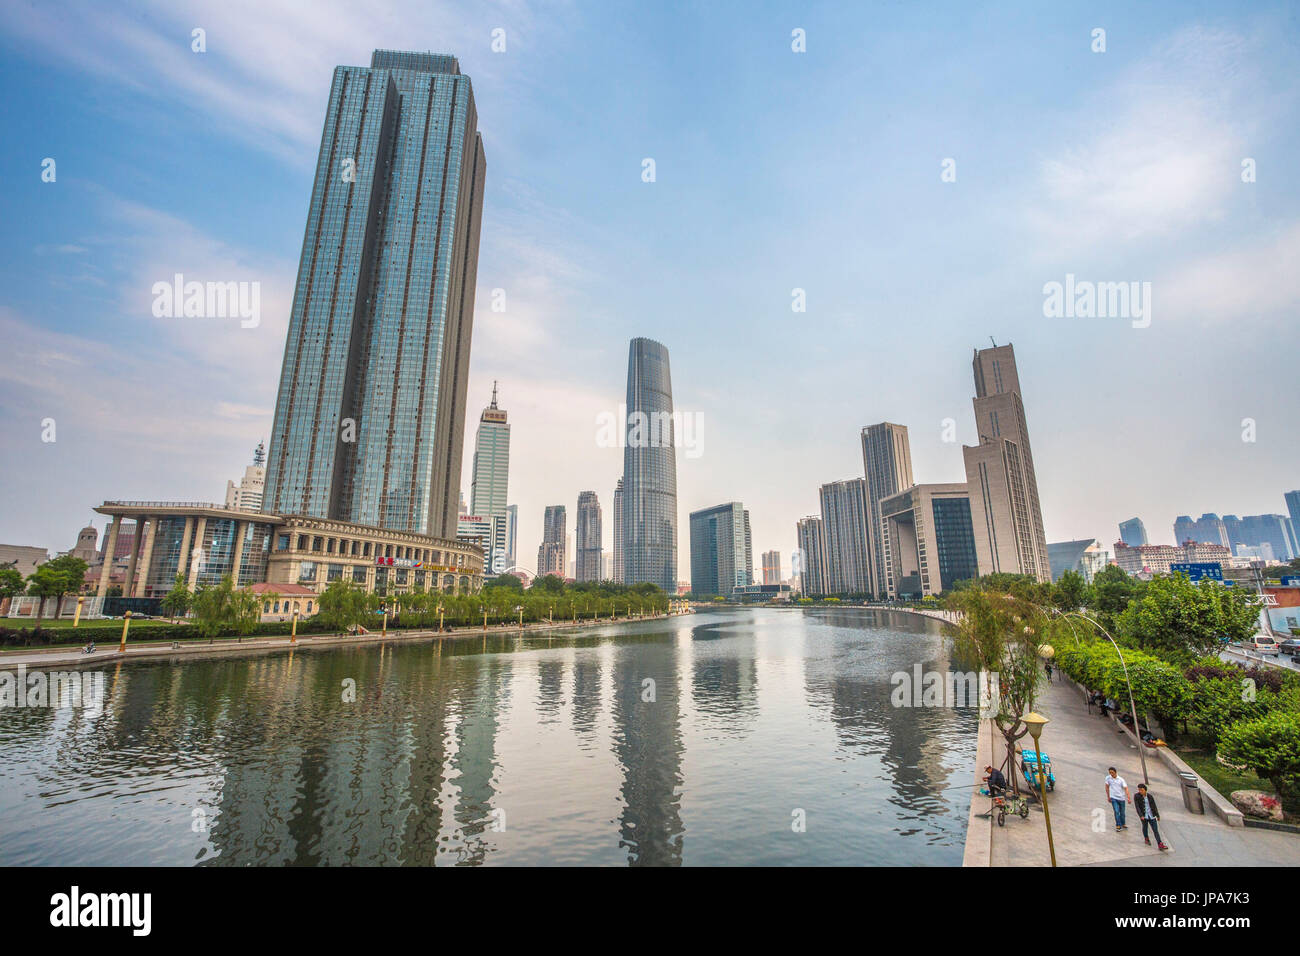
(620, 337, 677, 593)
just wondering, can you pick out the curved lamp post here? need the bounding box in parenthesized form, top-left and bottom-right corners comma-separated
(1061, 610, 1150, 788)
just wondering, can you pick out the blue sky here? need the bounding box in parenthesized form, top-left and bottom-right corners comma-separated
(2, 0, 1299, 573)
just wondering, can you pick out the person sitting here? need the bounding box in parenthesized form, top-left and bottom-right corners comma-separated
(983, 765, 1007, 797)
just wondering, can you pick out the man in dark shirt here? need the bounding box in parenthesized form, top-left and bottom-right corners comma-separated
(1134, 784, 1168, 850)
(984, 765, 1007, 796)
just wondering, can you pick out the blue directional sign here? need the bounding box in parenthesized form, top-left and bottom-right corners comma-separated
(1282, 575, 1300, 587)
(1170, 562, 1224, 583)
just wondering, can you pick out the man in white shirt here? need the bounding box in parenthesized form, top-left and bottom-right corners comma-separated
(1104, 767, 1129, 831)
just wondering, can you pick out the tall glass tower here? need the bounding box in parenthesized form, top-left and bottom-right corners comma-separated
(620, 338, 677, 593)
(264, 50, 486, 538)
(470, 382, 510, 573)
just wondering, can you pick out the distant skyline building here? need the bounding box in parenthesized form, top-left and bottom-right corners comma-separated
(620, 338, 677, 593)
(962, 344, 1051, 583)
(1118, 517, 1148, 548)
(505, 504, 518, 568)
(612, 478, 625, 583)
(761, 549, 781, 585)
(1047, 538, 1108, 583)
(819, 478, 871, 594)
(575, 491, 602, 582)
(861, 422, 914, 598)
(688, 502, 752, 598)
(537, 505, 566, 578)
(470, 382, 510, 574)
(225, 441, 266, 512)
(795, 516, 828, 596)
(263, 51, 486, 539)
(1285, 491, 1300, 557)
(1174, 513, 1229, 548)
(879, 483, 978, 599)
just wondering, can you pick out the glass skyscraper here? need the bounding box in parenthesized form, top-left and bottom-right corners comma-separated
(470, 382, 510, 573)
(620, 338, 677, 593)
(264, 50, 486, 538)
(1118, 517, 1148, 547)
(575, 491, 603, 582)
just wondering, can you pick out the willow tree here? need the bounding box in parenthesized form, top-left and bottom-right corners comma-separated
(946, 586, 1051, 793)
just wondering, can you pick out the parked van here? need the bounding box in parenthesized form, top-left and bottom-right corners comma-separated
(1250, 635, 1280, 655)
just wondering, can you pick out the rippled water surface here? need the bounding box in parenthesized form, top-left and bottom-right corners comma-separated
(0, 608, 977, 865)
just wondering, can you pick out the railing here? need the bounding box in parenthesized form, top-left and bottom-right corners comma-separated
(101, 500, 225, 510)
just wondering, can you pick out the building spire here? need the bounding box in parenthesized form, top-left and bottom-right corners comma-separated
(253, 439, 266, 467)
(490, 380, 499, 409)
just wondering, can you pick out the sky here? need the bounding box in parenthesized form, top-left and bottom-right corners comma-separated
(1, 0, 1298, 577)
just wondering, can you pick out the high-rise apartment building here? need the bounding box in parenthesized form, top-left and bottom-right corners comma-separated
(224, 441, 267, 513)
(861, 423, 914, 598)
(1285, 492, 1300, 557)
(795, 517, 828, 596)
(612, 479, 625, 583)
(688, 502, 752, 598)
(263, 51, 486, 538)
(819, 478, 872, 594)
(761, 550, 781, 585)
(575, 491, 603, 582)
(470, 382, 510, 573)
(1118, 517, 1148, 548)
(620, 338, 677, 593)
(537, 505, 566, 578)
(962, 344, 1050, 583)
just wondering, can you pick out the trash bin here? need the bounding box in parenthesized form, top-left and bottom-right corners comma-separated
(1178, 771, 1204, 814)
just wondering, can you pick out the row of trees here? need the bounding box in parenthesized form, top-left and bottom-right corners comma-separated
(0, 555, 91, 623)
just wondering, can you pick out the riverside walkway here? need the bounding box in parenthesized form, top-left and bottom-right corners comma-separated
(971, 673, 1298, 866)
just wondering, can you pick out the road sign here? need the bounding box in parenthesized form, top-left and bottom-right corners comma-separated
(1170, 562, 1223, 583)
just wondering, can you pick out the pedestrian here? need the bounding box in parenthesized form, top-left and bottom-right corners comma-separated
(1133, 783, 1168, 850)
(1044, 661, 1053, 682)
(1104, 766, 1129, 831)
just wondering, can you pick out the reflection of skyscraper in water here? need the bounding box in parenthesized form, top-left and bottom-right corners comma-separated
(570, 653, 604, 739)
(447, 655, 511, 865)
(689, 624, 759, 731)
(610, 638, 684, 865)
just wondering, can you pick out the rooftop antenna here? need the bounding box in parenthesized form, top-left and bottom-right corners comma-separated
(989, 336, 997, 348)
(253, 439, 266, 466)
(490, 380, 499, 408)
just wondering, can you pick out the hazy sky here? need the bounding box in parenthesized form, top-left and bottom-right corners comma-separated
(2, 0, 1298, 575)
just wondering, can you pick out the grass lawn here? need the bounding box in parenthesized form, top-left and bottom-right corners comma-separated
(1178, 747, 1276, 799)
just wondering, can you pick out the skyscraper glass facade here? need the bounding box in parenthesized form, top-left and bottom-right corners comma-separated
(621, 338, 677, 593)
(264, 51, 486, 538)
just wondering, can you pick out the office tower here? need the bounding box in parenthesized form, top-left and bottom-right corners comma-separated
(688, 502, 753, 598)
(575, 491, 603, 582)
(1174, 513, 1229, 548)
(1234, 514, 1297, 562)
(505, 504, 518, 568)
(470, 382, 511, 573)
(224, 441, 267, 513)
(878, 483, 979, 598)
(1047, 539, 1108, 583)
(761, 550, 781, 585)
(1118, 517, 1148, 548)
(819, 478, 872, 594)
(263, 51, 486, 538)
(861, 423, 914, 598)
(962, 344, 1051, 583)
(1285, 492, 1300, 558)
(536, 506, 566, 577)
(620, 338, 677, 593)
(456, 513, 492, 565)
(612, 479, 625, 583)
(795, 517, 828, 596)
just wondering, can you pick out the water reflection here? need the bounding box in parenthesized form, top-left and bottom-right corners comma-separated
(0, 608, 975, 866)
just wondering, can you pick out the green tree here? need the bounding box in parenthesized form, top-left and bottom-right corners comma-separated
(1091, 565, 1141, 630)
(1051, 569, 1089, 612)
(25, 555, 89, 622)
(1219, 711, 1300, 813)
(531, 574, 565, 594)
(160, 574, 193, 622)
(946, 585, 1050, 792)
(1119, 574, 1258, 663)
(317, 580, 372, 633)
(0, 567, 25, 602)
(192, 575, 261, 641)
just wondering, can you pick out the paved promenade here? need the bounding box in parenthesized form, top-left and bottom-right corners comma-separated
(982, 673, 1298, 867)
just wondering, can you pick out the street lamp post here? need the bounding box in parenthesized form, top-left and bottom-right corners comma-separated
(1021, 711, 1057, 867)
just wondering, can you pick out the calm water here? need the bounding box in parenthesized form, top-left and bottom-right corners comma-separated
(0, 608, 977, 866)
